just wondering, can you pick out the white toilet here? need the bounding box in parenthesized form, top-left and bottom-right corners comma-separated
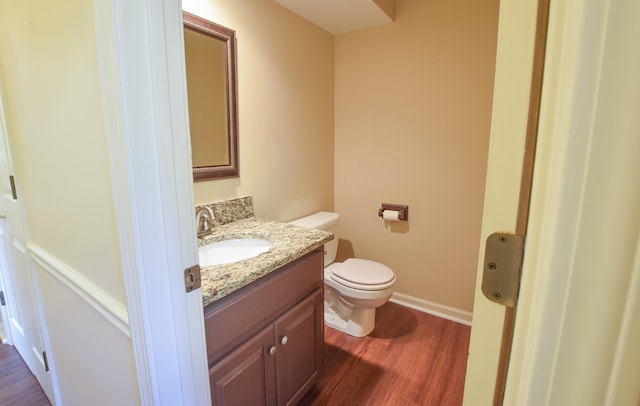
(289, 212, 396, 337)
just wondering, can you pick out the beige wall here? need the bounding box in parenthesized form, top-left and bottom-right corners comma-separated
(187, 0, 498, 312)
(0, 0, 126, 304)
(185, 0, 335, 221)
(0, 0, 138, 403)
(334, 0, 499, 312)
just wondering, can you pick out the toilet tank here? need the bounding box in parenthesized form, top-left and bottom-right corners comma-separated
(288, 211, 339, 266)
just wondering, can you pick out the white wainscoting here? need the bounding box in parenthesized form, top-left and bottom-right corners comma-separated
(27, 242, 139, 405)
(27, 243, 130, 337)
(390, 292, 473, 326)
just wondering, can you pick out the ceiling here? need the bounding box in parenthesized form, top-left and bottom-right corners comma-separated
(273, 0, 395, 35)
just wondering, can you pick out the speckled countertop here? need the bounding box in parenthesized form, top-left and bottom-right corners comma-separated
(198, 217, 333, 307)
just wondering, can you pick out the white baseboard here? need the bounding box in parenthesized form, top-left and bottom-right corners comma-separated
(389, 292, 472, 326)
(27, 243, 130, 337)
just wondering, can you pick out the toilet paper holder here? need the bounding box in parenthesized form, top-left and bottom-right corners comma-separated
(378, 204, 408, 221)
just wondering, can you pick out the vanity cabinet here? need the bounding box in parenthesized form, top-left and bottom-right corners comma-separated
(204, 248, 324, 406)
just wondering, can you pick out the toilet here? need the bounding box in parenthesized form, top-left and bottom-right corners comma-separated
(289, 212, 396, 337)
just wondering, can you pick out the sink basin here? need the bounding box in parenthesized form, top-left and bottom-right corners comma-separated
(199, 238, 274, 266)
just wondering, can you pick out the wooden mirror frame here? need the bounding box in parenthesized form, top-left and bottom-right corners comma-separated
(183, 11, 239, 181)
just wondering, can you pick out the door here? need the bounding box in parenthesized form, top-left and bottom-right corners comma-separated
(0, 80, 53, 400)
(209, 326, 277, 406)
(0, 258, 9, 342)
(275, 289, 323, 406)
(463, 0, 548, 404)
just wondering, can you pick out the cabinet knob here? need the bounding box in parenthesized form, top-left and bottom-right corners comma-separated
(280, 336, 288, 346)
(269, 346, 276, 356)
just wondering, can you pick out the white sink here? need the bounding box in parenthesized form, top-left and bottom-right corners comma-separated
(199, 238, 274, 266)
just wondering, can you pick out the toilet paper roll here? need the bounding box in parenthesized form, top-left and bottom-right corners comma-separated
(382, 209, 401, 221)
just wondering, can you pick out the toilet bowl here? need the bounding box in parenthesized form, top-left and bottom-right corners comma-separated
(289, 212, 396, 337)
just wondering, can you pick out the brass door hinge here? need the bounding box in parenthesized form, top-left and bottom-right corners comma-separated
(184, 265, 201, 293)
(481, 232, 525, 308)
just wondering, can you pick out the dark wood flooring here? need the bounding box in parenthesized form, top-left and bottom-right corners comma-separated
(0, 343, 50, 406)
(0, 303, 469, 406)
(300, 302, 471, 406)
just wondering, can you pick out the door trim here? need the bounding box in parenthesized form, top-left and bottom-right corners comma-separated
(97, 0, 210, 404)
(462, 0, 543, 403)
(493, 0, 551, 403)
(503, 0, 640, 402)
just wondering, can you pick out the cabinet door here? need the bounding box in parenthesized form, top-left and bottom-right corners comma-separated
(274, 289, 323, 406)
(210, 326, 277, 406)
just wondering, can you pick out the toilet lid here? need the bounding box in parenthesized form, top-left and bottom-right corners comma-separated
(330, 258, 396, 291)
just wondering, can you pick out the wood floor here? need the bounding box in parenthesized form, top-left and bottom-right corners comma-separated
(300, 302, 471, 406)
(0, 343, 50, 406)
(0, 303, 469, 406)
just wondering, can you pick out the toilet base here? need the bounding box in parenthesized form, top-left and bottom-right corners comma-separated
(324, 305, 376, 337)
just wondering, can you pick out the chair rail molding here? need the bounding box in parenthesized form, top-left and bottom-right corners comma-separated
(27, 243, 130, 337)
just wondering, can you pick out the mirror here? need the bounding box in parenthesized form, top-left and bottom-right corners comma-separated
(183, 11, 239, 181)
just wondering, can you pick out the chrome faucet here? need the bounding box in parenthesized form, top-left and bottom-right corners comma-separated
(195, 206, 216, 238)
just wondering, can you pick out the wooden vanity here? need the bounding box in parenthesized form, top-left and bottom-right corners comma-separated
(203, 248, 324, 406)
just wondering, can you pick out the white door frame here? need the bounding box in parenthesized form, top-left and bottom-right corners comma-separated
(504, 0, 640, 403)
(463, 0, 541, 403)
(98, 0, 210, 404)
(0, 80, 15, 347)
(466, 0, 640, 404)
(0, 267, 12, 344)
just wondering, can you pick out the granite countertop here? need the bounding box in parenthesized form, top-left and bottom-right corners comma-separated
(198, 217, 333, 307)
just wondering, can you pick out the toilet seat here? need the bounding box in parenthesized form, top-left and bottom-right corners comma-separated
(330, 258, 396, 291)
